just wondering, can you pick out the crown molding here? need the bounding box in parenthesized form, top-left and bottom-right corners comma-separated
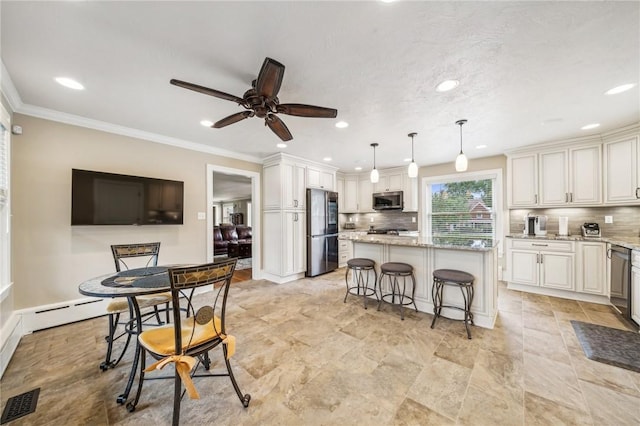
(1, 60, 262, 165)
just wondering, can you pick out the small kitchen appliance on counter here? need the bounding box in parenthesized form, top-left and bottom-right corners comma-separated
(581, 222, 601, 238)
(524, 214, 536, 236)
(534, 215, 548, 236)
(343, 222, 356, 230)
(558, 216, 569, 236)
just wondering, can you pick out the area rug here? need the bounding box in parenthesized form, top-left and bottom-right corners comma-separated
(214, 255, 251, 270)
(571, 320, 640, 372)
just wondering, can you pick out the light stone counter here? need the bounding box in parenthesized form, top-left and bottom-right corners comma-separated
(506, 234, 640, 250)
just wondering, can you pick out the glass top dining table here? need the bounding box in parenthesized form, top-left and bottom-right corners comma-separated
(78, 265, 177, 406)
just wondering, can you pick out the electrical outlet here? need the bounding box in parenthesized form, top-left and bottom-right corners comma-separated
(412, 217, 416, 223)
(197, 212, 206, 220)
(605, 215, 613, 224)
(370, 217, 374, 222)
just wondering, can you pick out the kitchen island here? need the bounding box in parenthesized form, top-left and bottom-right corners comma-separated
(340, 233, 499, 329)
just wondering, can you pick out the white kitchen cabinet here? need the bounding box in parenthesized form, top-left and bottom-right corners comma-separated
(577, 241, 607, 295)
(402, 174, 419, 212)
(336, 175, 344, 212)
(569, 145, 602, 205)
(358, 177, 374, 212)
(507, 153, 538, 207)
(263, 210, 306, 278)
(338, 238, 353, 267)
(539, 150, 568, 206)
(343, 176, 359, 212)
(263, 161, 306, 210)
(373, 171, 403, 193)
(631, 250, 640, 325)
(604, 135, 640, 204)
(307, 167, 334, 191)
(506, 239, 575, 291)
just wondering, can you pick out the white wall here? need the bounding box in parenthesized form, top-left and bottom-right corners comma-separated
(11, 114, 261, 310)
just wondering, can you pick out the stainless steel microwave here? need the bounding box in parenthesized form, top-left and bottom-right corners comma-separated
(372, 191, 403, 210)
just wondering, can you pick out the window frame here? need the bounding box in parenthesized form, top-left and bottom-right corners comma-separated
(0, 103, 11, 302)
(421, 169, 504, 250)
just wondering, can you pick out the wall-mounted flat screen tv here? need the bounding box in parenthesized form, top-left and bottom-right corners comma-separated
(71, 169, 184, 225)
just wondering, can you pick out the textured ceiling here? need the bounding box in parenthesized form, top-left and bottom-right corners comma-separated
(1, 1, 638, 172)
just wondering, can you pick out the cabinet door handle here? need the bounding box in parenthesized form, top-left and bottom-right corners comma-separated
(532, 243, 548, 247)
(536, 254, 540, 263)
(565, 193, 568, 203)
(570, 192, 573, 202)
(636, 187, 640, 199)
(534, 194, 538, 204)
(540, 254, 543, 264)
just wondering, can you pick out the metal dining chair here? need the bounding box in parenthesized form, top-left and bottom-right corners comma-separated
(126, 258, 251, 425)
(100, 242, 172, 371)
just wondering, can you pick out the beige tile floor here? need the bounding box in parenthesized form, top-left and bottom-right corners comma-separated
(2, 269, 640, 425)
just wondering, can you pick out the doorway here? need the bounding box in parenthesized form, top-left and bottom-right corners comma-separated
(206, 164, 261, 280)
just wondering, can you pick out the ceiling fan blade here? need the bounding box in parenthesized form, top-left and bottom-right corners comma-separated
(276, 103, 338, 118)
(213, 111, 254, 128)
(265, 114, 293, 141)
(255, 57, 285, 99)
(170, 79, 244, 104)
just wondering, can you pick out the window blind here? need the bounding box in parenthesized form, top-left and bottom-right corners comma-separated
(429, 179, 494, 244)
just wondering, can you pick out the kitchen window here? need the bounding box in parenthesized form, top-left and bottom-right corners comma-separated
(424, 169, 503, 248)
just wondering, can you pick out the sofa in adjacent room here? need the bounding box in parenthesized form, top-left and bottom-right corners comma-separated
(214, 224, 252, 256)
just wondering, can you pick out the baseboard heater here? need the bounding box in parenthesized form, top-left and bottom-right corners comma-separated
(19, 297, 111, 334)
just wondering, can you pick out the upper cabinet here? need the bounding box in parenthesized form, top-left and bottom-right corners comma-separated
(343, 176, 359, 213)
(373, 171, 403, 193)
(507, 124, 639, 208)
(508, 143, 604, 208)
(604, 135, 640, 204)
(307, 166, 335, 191)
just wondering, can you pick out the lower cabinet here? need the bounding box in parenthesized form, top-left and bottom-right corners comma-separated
(576, 241, 607, 295)
(263, 210, 306, 280)
(338, 238, 353, 267)
(507, 239, 575, 291)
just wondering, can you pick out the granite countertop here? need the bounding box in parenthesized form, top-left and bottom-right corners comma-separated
(506, 234, 640, 250)
(339, 233, 498, 252)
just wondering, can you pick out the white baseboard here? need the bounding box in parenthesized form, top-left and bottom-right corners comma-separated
(506, 283, 610, 304)
(18, 297, 111, 334)
(260, 271, 304, 284)
(0, 313, 22, 379)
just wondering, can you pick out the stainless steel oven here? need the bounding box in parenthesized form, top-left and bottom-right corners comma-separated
(608, 244, 632, 324)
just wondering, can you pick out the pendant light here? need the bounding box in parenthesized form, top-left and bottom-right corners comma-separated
(407, 132, 418, 178)
(370, 143, 379, 183)
(455, 119, 468, 172)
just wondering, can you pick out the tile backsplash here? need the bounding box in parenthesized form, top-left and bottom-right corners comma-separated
(339, 211, 418, 231)
(509, 206, 640, 237)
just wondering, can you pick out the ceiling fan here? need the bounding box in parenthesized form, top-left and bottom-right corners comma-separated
(170, 57, 338, 141)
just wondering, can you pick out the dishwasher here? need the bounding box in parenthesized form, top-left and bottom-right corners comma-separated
(608, 244, 633, 325)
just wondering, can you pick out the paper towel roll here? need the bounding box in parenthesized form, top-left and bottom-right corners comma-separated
(558, 216, 569, 236)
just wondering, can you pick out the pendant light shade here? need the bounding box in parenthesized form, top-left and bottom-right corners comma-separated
(370, 143, 379, 183)
(455, 119, 468, 172)
(407, 132, 418, 178)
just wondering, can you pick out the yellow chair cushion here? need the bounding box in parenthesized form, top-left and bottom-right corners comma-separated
(106, 292, 172, 314)
(138, 315, 223, 356)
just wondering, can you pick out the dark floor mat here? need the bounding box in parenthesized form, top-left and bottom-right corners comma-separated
(1, 388, 40, 424)
(571, 320, 640, 373)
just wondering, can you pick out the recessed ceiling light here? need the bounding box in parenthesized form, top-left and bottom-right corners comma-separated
(55, 77, 84, 90)
(335, 121, 349, 128)
(323, 157, 332, 162)
(380, 0, 395, 3)
(581, 123, 600, 130)
(435, 80, 459, 92)
(200, 120, 214, 127)
(354, 166, 363, 171)
(605, 83, 636, 95)
(276, 142, 287, 148)
(475, 145, 487, 149)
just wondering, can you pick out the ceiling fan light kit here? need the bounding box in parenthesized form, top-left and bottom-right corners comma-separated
(407, 132, 418, 178)
(170, 57, 337, 141)
(370, 143, 379, 183)
(455, 119, 468, 172)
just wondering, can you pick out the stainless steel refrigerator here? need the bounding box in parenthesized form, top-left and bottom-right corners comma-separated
(306, 188, 339, 277)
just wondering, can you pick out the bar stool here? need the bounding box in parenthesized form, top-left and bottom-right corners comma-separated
(377, 262, 418, 320)
(344, 258, 378, 309)
(431, 269, 475, 339)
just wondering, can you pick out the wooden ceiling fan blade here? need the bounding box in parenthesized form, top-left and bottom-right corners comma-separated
(266, 115, 293, 141)
(213, 111, 254, 128)
(170, 79, 244, 104)
(277, 103, 338, 118)
(255, 58, 285, 99)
